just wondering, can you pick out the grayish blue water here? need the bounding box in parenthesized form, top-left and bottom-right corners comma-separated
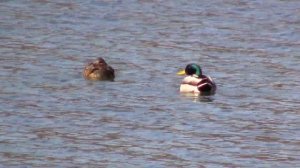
(1, 0, 300, 167)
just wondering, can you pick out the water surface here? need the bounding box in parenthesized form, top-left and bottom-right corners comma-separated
(1, 0, 300, 167)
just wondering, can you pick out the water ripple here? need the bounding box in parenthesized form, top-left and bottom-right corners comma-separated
(1, 0, 300, 167)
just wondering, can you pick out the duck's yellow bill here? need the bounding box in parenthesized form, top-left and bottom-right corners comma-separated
(177, 69, 186, 75)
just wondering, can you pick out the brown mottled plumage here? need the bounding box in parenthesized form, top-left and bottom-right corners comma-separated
(83, 57, 115, 81)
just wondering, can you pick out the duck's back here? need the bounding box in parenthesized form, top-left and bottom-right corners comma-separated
(180, 75, 216, 94)
(83, 58, 115, 81)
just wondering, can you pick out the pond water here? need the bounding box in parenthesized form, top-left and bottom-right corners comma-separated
(0, 0, 300, 167)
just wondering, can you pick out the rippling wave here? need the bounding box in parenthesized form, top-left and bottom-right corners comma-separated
(1, 0, 299, 167)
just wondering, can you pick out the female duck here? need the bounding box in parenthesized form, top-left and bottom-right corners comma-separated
(83, 57, 115, 81)
(178, 63, 216, 94)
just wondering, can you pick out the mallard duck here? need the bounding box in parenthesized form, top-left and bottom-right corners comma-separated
(83, 57, 115, 81)
(177, 63, 216, 94)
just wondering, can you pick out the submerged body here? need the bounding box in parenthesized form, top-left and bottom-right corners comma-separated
(83, 57, 115, 81)
(180, 75, 216, 94)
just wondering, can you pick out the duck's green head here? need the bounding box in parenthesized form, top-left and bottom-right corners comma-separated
(185, 63, 202, 77)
